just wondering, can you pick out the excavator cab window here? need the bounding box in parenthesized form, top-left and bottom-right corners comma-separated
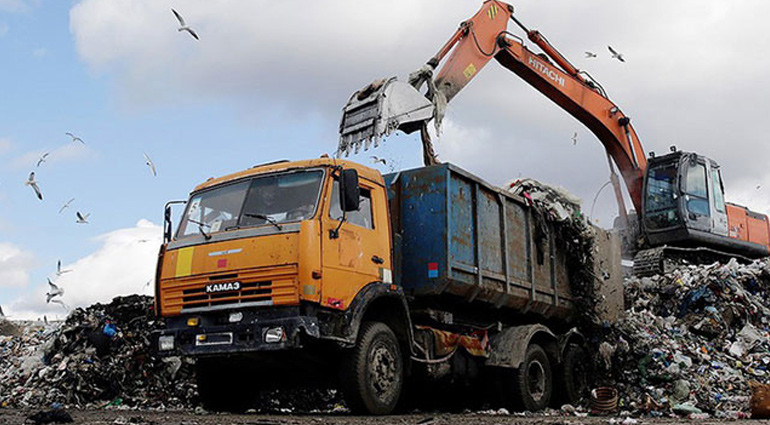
(711, 168, 726, 213)
(684, 161, 709, 217)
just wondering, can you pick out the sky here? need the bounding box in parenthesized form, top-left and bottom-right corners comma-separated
(2, 0, 770, 319)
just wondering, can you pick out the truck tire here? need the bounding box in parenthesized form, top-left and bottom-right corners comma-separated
(195, 358, 253, 413)
(502, 343, 552, 411)
(340, 321, 404, 415)
(556, 344, 589, 405)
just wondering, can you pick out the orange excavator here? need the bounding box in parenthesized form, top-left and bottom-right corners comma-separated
(338, 0, 770, 275)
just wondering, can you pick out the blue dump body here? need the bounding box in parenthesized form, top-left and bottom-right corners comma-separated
(385, 163, 575, 322)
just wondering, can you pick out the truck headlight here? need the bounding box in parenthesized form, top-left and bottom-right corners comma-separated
(264, 327, 286, 343)
(158, 335, 175, 351)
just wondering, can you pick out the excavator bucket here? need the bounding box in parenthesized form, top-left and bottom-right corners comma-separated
(338, 77, 434, 157)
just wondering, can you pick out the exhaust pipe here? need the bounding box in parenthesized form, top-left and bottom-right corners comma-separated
(337, 77, 435, 157)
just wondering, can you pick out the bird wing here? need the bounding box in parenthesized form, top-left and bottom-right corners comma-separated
(66, 132, 74, 138)
(608, 45, 618, 55)
(172, 8, 186, 26)
(31, 182, 43, 200)
(48, 278, 58, 291)
(57, 260, 61, 273)
(76, 211, 84, 221)
(184, 27, 199, 40)
(28, 171, 35, 182)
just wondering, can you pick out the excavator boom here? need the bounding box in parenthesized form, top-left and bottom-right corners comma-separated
(338, 0, 646, 213)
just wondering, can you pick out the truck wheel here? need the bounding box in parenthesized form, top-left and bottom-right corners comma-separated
(196, 358, 253, 413)
(502, 343, 552, 411)
(557, 344, 589, 405)
(340, 321, 404, 415)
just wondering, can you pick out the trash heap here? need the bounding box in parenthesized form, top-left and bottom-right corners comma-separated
(507, 178, 600, 324)
(0, 295, 197, 409)
(597, 258, 770, 417)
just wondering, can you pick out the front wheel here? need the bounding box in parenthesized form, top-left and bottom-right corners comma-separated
(340, 321, 404, 415)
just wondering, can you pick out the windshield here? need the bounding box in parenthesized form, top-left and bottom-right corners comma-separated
(645, 164, 678, 213)
(176, 170, 324, 239)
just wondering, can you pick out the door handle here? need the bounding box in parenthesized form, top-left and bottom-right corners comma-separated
(371, 255, 384, 264)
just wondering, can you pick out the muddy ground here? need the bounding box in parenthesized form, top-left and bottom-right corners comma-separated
(1, 410, 768, 425)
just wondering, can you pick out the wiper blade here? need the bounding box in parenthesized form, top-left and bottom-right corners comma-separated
(187, 218, 212, 240)
(245, 213, 282, 231)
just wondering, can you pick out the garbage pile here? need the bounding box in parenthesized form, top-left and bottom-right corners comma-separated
(596, 258, 770, 417)
(507, 178, 599, 324)
(0, 295, 197, 409)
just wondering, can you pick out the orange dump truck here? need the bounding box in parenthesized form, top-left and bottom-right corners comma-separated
(154, 158, 621, 414)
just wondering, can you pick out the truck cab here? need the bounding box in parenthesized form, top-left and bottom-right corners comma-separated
(155, 158, 393, 353)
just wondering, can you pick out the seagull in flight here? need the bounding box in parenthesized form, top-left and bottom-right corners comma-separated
(608, 45, 625, 62)
(66, 132, 85, 144)
(76, 211, 90, 224)
(46, 278, 64, 303)
(59, 198, 75, 214)
(143, 152, 157, 176)
(370, 156, 387, 166)
(25, 171, 43, 200)
(172, 9, 199, 40)
(585, 51, 597, 59)
(37, 152, 50, 167)
(56, 260, 72, 276)
(572, 132, 578, 145)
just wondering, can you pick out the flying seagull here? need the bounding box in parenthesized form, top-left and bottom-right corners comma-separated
(46, 278, 64, 303)
(65, 132, 85, 144)
(585, 51, 597, 59)
(608, 45, 625, 62)
(37, 152, 50, 167)
(25, 171, 43, 200)
(143, 152, 157, 176)
(572, 132, 578, 145)
(172, 9, 199, 40)
(370, 156, 387, 166)
(59, 198, 75, 214)
(56, 260, 72, 276)
(49, 298, 70, 312)
(76, 211, 90, 224)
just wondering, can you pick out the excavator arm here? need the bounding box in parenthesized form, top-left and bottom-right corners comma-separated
(338, 0, 647, 213)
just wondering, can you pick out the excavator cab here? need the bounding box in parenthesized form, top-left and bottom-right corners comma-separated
(642, 150, 729, 248)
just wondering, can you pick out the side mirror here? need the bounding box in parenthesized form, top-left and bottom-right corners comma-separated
(340, 169, 360, 212)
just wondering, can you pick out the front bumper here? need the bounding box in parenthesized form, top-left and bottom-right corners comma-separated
(154, 307, 320, 356)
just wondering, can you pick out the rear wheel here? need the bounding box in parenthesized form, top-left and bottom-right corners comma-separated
(556, 344, 589, 405)
(501, 343, 552, 411)
(340, 321, 404, 415)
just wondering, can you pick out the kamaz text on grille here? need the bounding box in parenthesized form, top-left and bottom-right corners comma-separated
(528, 56, 565, 87)
(205, 281, 242, 293)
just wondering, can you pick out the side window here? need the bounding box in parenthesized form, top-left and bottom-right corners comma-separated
(712, 169, 725, 213)
(685, 162, 709, 216)
(329, 181, 374, 230)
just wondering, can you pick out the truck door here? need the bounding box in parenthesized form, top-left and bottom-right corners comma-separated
(708, 164, 728, 236)
(320, 178, 391, 310)
(682, 158, 711, 232)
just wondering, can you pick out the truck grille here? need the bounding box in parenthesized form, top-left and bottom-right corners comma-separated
(161, 265, 299, 315)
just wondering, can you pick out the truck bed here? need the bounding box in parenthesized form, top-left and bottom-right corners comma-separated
(384, 164, 575, 322)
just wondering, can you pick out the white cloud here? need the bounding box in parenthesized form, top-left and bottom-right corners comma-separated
(68, 0, 770, 223)
(0, 242, 36, 288)
(6, 220, 161, 319)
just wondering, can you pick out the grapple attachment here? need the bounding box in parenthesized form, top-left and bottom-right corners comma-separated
(337, 77, 434, 157)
